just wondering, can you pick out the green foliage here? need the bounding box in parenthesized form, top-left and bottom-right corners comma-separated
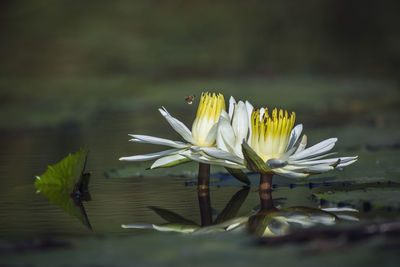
(35, 147, 91, 229)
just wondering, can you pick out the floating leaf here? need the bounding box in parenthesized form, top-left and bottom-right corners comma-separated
(35, 147, 92, 229)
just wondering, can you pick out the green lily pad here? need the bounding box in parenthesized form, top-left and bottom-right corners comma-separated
(35, 147, 92, 229)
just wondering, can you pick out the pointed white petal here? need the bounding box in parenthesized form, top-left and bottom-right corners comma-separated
(128, 134, 188, 148)
(232, 101, 249, 149)
(203, 123, 218, 147)
(294, 134, 307, 154)
(216, 116, 236, 154)
(282, 164, 334, 173)
(201, 147, 244, 165)
(289, 138, 337, 161)
(286, 124, 303, 152)
(245, 101, 254, 141)
(336, 158, 358, 168)
(322, 207, 359, 212)
(289, 156, 358, 166)
(291, 152, 338, 163)
(159, 107, 199, 145)
(273, 168, 310, 178)
(119, 148, 181, 161)
(180, 150, 243, 169)
(150, 154, 191, 169)
(228, 96, 236, 120)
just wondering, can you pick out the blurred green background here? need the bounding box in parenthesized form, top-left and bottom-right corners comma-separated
(1, 0, 399, 130)
(1, 2, 400, 265)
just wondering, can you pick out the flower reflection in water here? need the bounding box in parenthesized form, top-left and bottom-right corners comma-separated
(248, 193, 358, 237)
(122, 187, 250, 234)
(123, 179, 358, 237)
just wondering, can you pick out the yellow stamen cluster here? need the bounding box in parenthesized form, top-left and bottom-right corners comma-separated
(192, 92, 226, 146)
(250, 108, 295, 161)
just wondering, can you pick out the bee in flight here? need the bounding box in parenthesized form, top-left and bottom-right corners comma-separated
(184, 95, 196, 105)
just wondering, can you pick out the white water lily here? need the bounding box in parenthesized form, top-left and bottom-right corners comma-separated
(186, 96, 254, 169)
(201, 107, 358, 178)
(119, 92, 237, 169)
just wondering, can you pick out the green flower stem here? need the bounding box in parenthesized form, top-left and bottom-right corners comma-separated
(197, 163, 210, 190)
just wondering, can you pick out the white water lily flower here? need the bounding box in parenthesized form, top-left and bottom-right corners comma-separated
(119, 92, 234, 169)
(187, 96, 254, 168)
(201, 107, 358, 178)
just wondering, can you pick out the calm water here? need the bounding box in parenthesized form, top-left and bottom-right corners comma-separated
(1, 107, 400, 241)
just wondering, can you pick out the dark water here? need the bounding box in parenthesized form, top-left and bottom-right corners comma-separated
(1, 99, 400, 266)
(1, 107, 400, 239)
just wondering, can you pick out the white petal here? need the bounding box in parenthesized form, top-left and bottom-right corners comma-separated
(282, 164, 334, 173)
(286, 124, 303, 152)
(289, 138, 337, 161)
(336, 159, 358, 169)
(201, 147, 244, 165)
(150, 154, 190, 169)
(220, 110, 230, 120)
(180, 150, 243, 169)
(273, 168, 310, 178)
(159, 107, 199, 145)
(203, 123, 218, 147)
(245, 101, 254, 141)
(291, 152, 338, 163)
(232, 101, 249, 150)
(322, 207, 359, 212)
(294, 134, 308, 154)
(228, 96, 236, 120)
(119, 148, 181, 161)
(216, 116, 236, 154)
(289, 156, 358, 166)
(128, 134, 188, 148)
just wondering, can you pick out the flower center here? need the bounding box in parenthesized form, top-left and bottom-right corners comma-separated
(250, 108, 295, 161)
(192, 92, 225, 146)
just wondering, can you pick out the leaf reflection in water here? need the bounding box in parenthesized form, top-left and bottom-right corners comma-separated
(34, 147, 92, 230)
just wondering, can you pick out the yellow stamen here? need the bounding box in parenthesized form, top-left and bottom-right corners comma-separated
(192, 92, 226, 146)
(250, 107, 295, 161)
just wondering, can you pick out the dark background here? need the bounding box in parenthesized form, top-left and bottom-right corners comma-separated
(0, 0, 399, 130)
(1, 0, 400, 78)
